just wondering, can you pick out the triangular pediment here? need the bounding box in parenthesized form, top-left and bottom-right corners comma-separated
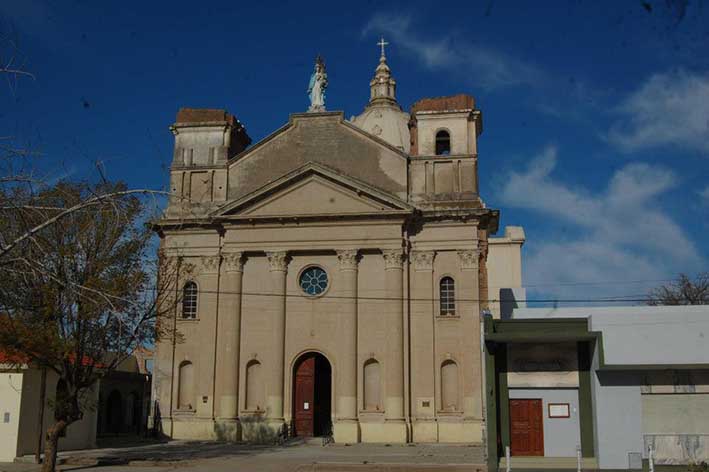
(226, 112, 409, 204)
(213, 162, 412, 218)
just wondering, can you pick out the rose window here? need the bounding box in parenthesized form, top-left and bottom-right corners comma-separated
(299, 266, 328, 296)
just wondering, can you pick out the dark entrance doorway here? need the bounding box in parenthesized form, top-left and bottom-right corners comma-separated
(510, 398, 544, 456)
(292, 352, 331, 437)
(106, 390, 123, 434)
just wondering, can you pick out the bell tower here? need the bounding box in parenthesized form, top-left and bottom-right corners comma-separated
(408, 94, 483, 208)
(167, 108, 251, 214)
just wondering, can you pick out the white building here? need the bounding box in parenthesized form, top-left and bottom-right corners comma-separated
(484, 305, 709, 470)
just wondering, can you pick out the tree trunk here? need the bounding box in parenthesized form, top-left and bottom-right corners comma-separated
(41, 420, 66, 472)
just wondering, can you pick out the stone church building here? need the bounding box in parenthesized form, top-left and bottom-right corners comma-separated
(153, 47, 524, 444)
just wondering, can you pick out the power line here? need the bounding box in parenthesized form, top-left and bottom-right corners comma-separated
(522, 278, 677, 288)
(163, 287, 705, 305)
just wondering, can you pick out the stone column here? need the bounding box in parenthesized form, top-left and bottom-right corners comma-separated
(409, 250, 437, 442)
(214, 252, 244, 440)
(382, 248, 407, 441)
(266, 251, 288, 428)
(334, 249, 359, 443)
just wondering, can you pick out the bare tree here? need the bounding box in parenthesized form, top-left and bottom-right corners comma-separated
(647, 273, 709, 305)
(0, 20, 34, 95)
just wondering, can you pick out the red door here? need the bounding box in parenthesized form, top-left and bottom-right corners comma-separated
(293, 355, 315, 437)
(510, 399, 544, 456)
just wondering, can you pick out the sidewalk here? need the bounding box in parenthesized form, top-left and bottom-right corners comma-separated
(2, 440, 487, 472)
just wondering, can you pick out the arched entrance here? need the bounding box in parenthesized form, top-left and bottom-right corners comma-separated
(292, 352, 332, 437)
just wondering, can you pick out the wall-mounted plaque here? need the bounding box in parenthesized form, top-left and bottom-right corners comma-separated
(548, 403, 570, 418)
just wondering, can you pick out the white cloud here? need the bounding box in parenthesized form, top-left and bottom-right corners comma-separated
(607, 69, 709, 154)
(498, 146, 702, 300)
(362, 13, 545, 90)
(700, 186, 709, 204)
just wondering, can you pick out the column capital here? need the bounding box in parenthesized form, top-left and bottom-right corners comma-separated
(223, 252, 244, 273)
(336, 249, 359, 271)
(410, 250, 435, 271)
(382, 248, 406, 270)
(200, 255, 220, 274)
(457, 249, 480, 271)
(266, 251, 289, 272)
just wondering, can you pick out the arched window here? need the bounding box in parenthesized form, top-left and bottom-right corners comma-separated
(182, 281, 198, 319)
(177, 361, 194, 410)
(435, 130, 450, 155)
(441, 360, 459, 411)
(245, 360, 263, 410)
(440, 277, 456, 316)
(363, 358, 381, 411)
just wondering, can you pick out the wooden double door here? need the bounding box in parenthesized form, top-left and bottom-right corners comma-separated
(510, 399, 544, 456)
(293, 352, 331, 437)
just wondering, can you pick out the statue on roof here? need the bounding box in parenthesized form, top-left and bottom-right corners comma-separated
(307, 55, 328, 112)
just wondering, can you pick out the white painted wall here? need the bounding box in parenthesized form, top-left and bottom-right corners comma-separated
(510, 305, 709, 469)
(513, 306, 709, 367)
(0, 372, 23, 461)
(15, 369, 97, 458)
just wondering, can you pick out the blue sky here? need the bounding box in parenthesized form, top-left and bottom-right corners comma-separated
(1, 0, 708, 302)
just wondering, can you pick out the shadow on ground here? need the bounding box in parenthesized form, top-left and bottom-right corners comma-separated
(61, 438, 307, 465)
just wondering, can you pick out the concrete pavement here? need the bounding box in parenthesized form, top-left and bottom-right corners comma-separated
(2, 440, 486, 472)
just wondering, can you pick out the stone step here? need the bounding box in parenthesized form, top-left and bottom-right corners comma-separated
(294, 463, 486, 472)
(498, 456, 598, 469)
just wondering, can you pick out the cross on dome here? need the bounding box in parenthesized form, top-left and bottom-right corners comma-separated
(377, 37, 389, 58)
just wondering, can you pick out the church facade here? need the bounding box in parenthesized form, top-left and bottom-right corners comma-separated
(153, 48, 524, 444)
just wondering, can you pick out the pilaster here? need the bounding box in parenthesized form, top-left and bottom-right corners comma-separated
(334, 249, 360, 443)
(265, 251, 289, 428)
(409, 250, 437, 442)
(381, 248, 407, 441)
(214, 251, 244, 441)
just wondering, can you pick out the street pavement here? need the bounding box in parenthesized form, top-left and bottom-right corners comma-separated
(1, 440, 486, 472)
